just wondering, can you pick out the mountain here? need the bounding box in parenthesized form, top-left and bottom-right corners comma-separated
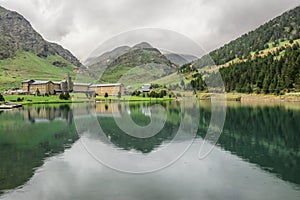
(164, 53, 188, 66)
(180, 54, 198, 63)
(101, 46, 177, 84)
(132, 42, 153, 50)
(195, 5, 300, 68)
(164, 53, 198, 66)
(84, 46, 131, 67)
(87, 42, 177, 84)
(183, 5, 300, 95)
(0, 6, 84, 90)
(84, 42, 154, 67)
(0, 6, 81, 67)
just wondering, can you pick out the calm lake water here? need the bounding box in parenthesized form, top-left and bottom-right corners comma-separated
(0, 101, 300, 200)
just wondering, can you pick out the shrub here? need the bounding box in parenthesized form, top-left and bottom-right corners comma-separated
(59, 92, 70, 100)
(149, 91, 156, 98)
(17, 97, 23, 102)
(135, 91, 141, 97)
(0, 93, 5, 102)
(160, 90, 167, 97)
(59, 93, 64, 100)
(117, 91, 121, 98)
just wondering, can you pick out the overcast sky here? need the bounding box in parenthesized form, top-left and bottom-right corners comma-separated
(0, 0, 299, 61)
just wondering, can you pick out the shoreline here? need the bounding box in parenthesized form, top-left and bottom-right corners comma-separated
(1, 94, 174, 106)
(3, 93, 300, 106)
(198, 93, 300, 102)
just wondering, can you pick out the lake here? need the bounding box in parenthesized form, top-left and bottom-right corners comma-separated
(0, 101, 299, 200)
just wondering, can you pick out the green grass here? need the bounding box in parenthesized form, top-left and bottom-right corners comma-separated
(250, 39, 300, 56)
(97, 49, 176, 84)
(153, 72, 182, 86)
(2, 94, 173, 105)
(0, 51, 78, 91)
(2, 94, 88, 105)
(100, 63, 175, 86)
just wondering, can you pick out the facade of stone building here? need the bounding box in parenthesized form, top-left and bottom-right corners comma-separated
(89, 83, 124, 96)
(73, 83, 91, 93)
(21, 75, 124, 96)
(28, 81, 55, 94)
(21, 74, 73, 94)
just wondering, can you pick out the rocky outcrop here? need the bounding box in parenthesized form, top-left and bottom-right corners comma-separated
(0, 6, 82, 67)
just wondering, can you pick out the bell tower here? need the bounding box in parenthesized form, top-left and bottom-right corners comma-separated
(66, 73, 73, 92)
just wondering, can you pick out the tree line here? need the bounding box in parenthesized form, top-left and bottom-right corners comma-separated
(188, 43, 300, 95)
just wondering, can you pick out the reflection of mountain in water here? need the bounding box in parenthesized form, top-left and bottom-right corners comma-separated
(1, 102, 300, 194)
(198, 103, 300, 186)
(0, 105, 78, 194)
(98, 102, 182, 153)
(73, 101, 183, 153)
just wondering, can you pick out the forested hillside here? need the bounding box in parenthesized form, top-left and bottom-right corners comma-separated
(196, 6, 300, 67)
(181, 5, 300, 95)
(188, 42, 300, 95)
(220, 43, 300, 94)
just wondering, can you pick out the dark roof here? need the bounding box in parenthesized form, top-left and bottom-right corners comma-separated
(22, 79, 34, 83)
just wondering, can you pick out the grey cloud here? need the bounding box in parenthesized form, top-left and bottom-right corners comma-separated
(0, 0, 299, 61)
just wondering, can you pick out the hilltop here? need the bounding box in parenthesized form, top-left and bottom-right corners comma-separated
(87, 42, 178, 85)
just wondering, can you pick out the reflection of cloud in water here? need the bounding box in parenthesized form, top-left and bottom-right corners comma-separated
(1, 140, 299, 200)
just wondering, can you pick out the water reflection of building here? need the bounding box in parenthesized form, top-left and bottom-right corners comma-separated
(141, 106, 151, 116)
(73, 103, 125, 118)
(23, 105, 73, 124)
(22, 104, 128, 124)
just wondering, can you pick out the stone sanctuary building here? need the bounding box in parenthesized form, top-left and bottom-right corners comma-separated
(22, 74, 73, 95)
(21, 74, 124, 96)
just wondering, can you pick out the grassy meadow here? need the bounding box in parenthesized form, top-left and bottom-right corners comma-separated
(0, 51, 78, 91)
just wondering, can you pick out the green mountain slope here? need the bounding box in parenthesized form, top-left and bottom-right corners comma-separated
(84, 45, 131, 67)
(0, 6, 81, 66)
(0, 6, 84, 90)
(220, 42, 300, 94)
(87, 43, 177, 85)
(0, 51, 79, 90)
(180, 5, 300, 95)
(164, 53, 188, 66)
(196, 5, 300, 67)
(187, 40, 300, 95)
(101, 48, 176, 84)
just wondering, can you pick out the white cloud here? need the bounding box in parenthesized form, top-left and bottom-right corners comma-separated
(0, 0, 299, 61)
